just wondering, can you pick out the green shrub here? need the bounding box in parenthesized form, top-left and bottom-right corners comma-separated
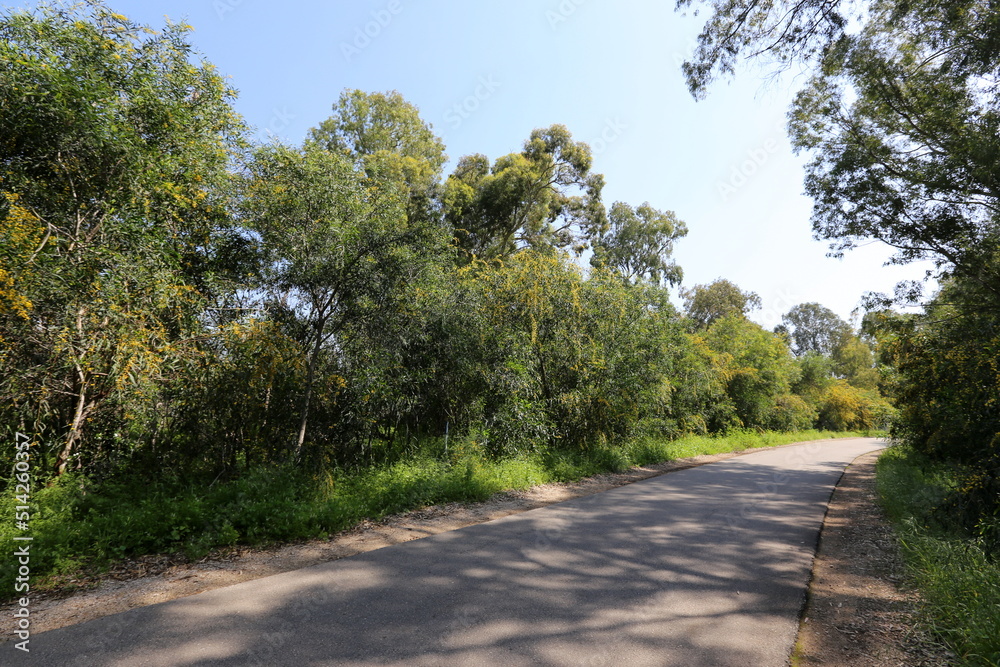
(817, 381, 894, 431)
(877, 446, 1000, 664)
(768, 394, 818, 431)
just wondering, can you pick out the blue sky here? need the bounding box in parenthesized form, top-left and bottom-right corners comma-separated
(11, 0, 935, 327)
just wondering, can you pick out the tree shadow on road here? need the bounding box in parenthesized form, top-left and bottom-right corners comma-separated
(13, 448, 871, 666)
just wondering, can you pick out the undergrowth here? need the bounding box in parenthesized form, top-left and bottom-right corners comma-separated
(876, 445, 1000, 666)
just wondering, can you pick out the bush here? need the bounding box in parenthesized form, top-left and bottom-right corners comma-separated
(817, 381, 894, 431)
(768, 394, 818, 431)
(877, 446, 1000, 663)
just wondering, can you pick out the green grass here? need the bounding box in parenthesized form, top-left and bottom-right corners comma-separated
(0, 428, 871, 599)
(876, 445, 1000, 666)
(624, 428, 874, 464)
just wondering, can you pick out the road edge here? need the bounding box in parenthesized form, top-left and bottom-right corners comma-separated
(790, 446, 956, 666)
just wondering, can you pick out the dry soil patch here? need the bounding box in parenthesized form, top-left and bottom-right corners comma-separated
(794, 450, 956, 666)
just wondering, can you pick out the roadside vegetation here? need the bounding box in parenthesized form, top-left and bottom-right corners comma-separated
(0, 1, 892, 595)
(878, 447, 1000, 666)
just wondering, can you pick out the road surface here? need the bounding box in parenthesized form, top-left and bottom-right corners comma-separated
(6, 437, 885, 666)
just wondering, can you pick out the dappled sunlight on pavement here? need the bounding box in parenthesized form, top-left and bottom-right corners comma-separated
(8, 438, 884, 666)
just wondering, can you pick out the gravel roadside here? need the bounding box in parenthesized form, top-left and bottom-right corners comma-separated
(792, 449, 956, 666)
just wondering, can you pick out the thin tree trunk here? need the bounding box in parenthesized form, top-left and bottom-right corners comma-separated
(294, 326, 325, 461)
(57, 366, 90, 475)
(58, 306, 92, 476)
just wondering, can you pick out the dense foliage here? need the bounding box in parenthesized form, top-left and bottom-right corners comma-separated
(0, 2, 885, 586)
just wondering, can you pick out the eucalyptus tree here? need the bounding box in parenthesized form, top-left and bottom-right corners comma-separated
(309, 89, 447, 226)
(680, 278, 761, 329)
(777, 303, 851, 357)
(444, 124, 607, 258)
(678, 0, 1000, 300)
(590, 202, 688, 287)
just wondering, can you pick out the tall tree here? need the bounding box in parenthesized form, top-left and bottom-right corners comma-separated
(831, 335, 879, 389)
(777, 302, 851, 357)
(0, 1, 245, 474)
(676, 0, 848, 100)
(679, 0, 1000, 300)
(590, 201, 688, 287)
(444, 125, 607, 258)
(680, 278, 761, 329)
(309, 89, 447, 225)
(241, 141, 444, 459)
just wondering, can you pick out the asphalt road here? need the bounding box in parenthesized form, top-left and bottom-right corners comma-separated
(6, 437, 885, 666)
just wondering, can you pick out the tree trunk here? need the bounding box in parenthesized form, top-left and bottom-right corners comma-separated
(57, 368, 91, 475)
(294, 327, 324, 462)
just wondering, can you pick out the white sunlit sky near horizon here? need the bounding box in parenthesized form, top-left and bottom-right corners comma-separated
(8, 0, 938, 328)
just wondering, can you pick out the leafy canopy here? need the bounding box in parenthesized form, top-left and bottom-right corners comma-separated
(309, 89, 447, 224)
(444, 124, 607, 259)
(680, 278, 761, 329)
(591, 201, 688, 287)
(777, 302, 851, 357)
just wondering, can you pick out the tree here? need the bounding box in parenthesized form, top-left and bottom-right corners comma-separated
(777, 302, 851, 357)
(704, 315, 799, 429)
(679, 0, 1000, 301)
(590, 201, 687, 287)
(0, 1, 246, 475)
(878, 277, 1000, 464)
(241, 141, 445, 459)
(309, 89, 447, 225)
(789, 6, 1000, 302)
(875, 276, 1000, 549)
(444, 125, 607, 259)
(676, 0, 848, 100)
(791, 351, 835, 398)
(449, 251, 686, 452)
(831, 335, 878, 389)
(680, 278, 761, 329)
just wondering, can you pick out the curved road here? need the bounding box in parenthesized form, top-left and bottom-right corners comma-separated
(7, 437, 885, 666)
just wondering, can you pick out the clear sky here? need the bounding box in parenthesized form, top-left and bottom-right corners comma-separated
(9, 0, 936, 328)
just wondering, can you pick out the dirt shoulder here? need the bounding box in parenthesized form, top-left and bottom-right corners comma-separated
(2, 439, 952, 664)
(793, 449, 956, 666)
